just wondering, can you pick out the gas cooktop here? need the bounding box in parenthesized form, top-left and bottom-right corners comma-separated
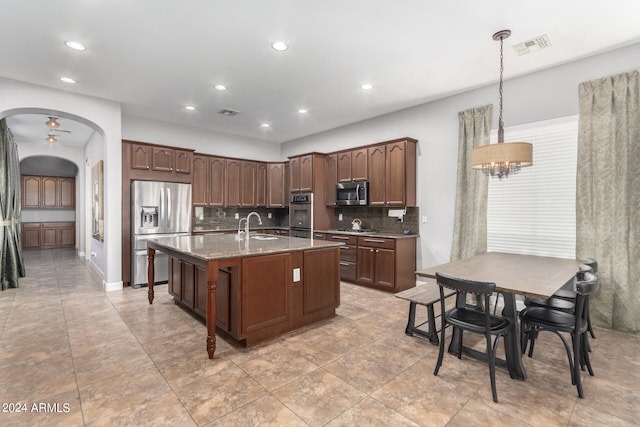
(333, 228, 377, 233)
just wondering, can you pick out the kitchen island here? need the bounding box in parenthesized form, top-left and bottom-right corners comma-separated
(147, 233, 342, 359)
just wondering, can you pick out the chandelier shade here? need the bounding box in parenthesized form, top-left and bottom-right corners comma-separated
(45, 116, 60, 128)
(472, 29, 532, 179)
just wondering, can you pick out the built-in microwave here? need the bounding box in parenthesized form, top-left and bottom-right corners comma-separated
(336, 181, 368, 206)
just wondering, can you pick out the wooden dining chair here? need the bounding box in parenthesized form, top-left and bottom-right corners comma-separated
(519, 272, 599, 398)
(433, 273, 511, 403)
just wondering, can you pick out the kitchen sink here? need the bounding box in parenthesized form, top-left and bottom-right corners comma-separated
(251, 235, 279, 241)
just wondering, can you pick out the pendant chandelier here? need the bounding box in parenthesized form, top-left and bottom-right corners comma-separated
(472, 29, 532, 179)
(46, 134, 57, 143)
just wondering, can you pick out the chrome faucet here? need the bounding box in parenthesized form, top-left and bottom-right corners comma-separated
(237, 217, 247, 239)
(245, 212, 262, 236)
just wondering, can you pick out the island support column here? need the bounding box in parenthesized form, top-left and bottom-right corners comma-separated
(206, 260, 219, 359)
(147, 247, 155, 304)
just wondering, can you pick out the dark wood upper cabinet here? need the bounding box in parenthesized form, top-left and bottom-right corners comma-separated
(337, 152, 352, 183)
(351, 148, 368, 181)
(192, 155, 208, 206)
(131, 143, 151, 170)
(22, 175, 75, 209)
(325, 154, 337, 206)
(289, 156, 300, 191)
(208, 157, 225, 206)
(152, 147, 173, 172)
(22, 176, 41, 208)
(385, 139, 416, 206)
(42, 177, 58, 208)
(299, 155, 314, 192)
(368, 145, 386, 206)
(241, 161, 256, 207)
(225, 159, 242, 207)
(256, 162, 267, 207)
(267, 162, 286, 208)
(175, 150, 192, 174)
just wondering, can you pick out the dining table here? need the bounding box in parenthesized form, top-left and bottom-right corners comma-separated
(415, 252, 583, 380)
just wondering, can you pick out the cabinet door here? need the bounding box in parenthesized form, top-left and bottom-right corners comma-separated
(208, 157, 225, 206)
(325, 154, 337, 206)
(22, 224, 41, 248)
(284, 162, 290, 206)
(299, 155, 314, 192)
(22, 176, 41, 208)
(241, 161, 256, 207)
(289, 156, 300, 191)
(168, 257, 182, 299)
(225, 159, 241, 206)
(182, 262, 195, 308)
(241, 253, 290, 333)
(58, 178, 75, 208)
(385, 141, 407, 206)
(337, 152, 352, 183)
(368, 145, 386, 206)
(152, 147, 174, 172)
(41, 225, 58, 247)
(256, 162, 267, 207)
(42, 177, 58, 208)
(356, 246, 375, 285)
(374, 248, 395, 288)
(175, 150, 192, 174)
(131, 144, 152, 170)
(58, 225, 75, 247)
(192, 155, 208, 205)
(267, 163, 285, 207)
(351, 148, 368, 181)
(303, 247, 340, 314)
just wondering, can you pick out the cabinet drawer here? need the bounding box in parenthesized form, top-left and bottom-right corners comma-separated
(327, 234, 357, 245)
(357, 236, 395, 249)
(339, 261, 356, 281)
(312, 232, 326, 240)
(339, 245, 356, 263)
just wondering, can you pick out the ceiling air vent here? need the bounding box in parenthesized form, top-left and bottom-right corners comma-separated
(512, 34, 551, 56)
(217, 108, 240, 117)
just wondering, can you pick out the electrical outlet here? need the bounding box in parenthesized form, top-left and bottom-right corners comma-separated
(422, 215, 428, 223)
(268, 213, 272, 219)
(338, 213, 343, 221)
(293, 268, 301, 282)
(235, 213, 240, 219)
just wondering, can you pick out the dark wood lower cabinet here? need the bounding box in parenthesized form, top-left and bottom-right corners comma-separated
(22, 222, 75, 249)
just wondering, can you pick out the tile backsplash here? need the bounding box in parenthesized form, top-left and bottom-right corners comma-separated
(193, 205, 418, 234)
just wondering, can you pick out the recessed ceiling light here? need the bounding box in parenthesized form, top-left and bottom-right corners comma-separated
(297, 109, 308, 114)
(214, 84, 227, 91)
(64, 41, 86, 51)
(184, 106, 196, 111)
(360, 83, 373, 90)
(271, 41, 289, 51)
(260, 123, 271, 128)
(60, 77, 76, 84)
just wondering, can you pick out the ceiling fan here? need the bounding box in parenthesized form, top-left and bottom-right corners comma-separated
(45, 116, 72, 134)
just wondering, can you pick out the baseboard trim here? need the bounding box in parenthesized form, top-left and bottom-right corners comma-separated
(104, 280, 123, 292)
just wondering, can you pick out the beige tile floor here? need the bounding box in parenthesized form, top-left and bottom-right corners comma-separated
(1, 248, 638, 426)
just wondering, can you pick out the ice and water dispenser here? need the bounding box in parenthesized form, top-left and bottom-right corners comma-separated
(140, 206, 159, 229)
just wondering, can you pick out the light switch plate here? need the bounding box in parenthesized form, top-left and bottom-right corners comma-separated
(235, 213, 240, 219)
(293, 268, 301, 282)
(338, 213, 343, 221)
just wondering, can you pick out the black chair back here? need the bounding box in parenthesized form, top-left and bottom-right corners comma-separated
(436, 272, 496, 297)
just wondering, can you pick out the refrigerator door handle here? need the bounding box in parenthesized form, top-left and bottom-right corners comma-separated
(166, 186, 172, 228)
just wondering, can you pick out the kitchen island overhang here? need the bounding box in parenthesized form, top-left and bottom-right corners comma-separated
(146, 233, 343, 359)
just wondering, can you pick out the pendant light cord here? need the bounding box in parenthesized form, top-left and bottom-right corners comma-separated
(498, 34, 505, 143)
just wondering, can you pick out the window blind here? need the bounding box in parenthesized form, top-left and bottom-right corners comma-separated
(487, 115, 578, 259)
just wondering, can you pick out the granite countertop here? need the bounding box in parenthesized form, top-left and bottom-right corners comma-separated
(192, 225, 289, 233)
(147, 233, 343, 261)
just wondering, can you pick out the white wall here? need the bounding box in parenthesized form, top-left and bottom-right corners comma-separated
(122, 115, 282, 161)
(281, 42, 640, 269)
(85, 131, 106, 274)
(0, 77, 122, 289)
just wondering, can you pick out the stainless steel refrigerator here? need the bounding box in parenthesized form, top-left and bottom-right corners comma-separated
(131, 180, 192, 287)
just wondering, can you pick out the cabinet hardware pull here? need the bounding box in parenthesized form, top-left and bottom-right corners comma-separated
(332, 236, 350, 240)
(364, 238, 386, 243)
(339, 262, 349, 266)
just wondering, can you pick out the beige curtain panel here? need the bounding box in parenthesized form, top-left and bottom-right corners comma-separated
(450, 104, 491, 261)
(577, 69, 640, 333)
